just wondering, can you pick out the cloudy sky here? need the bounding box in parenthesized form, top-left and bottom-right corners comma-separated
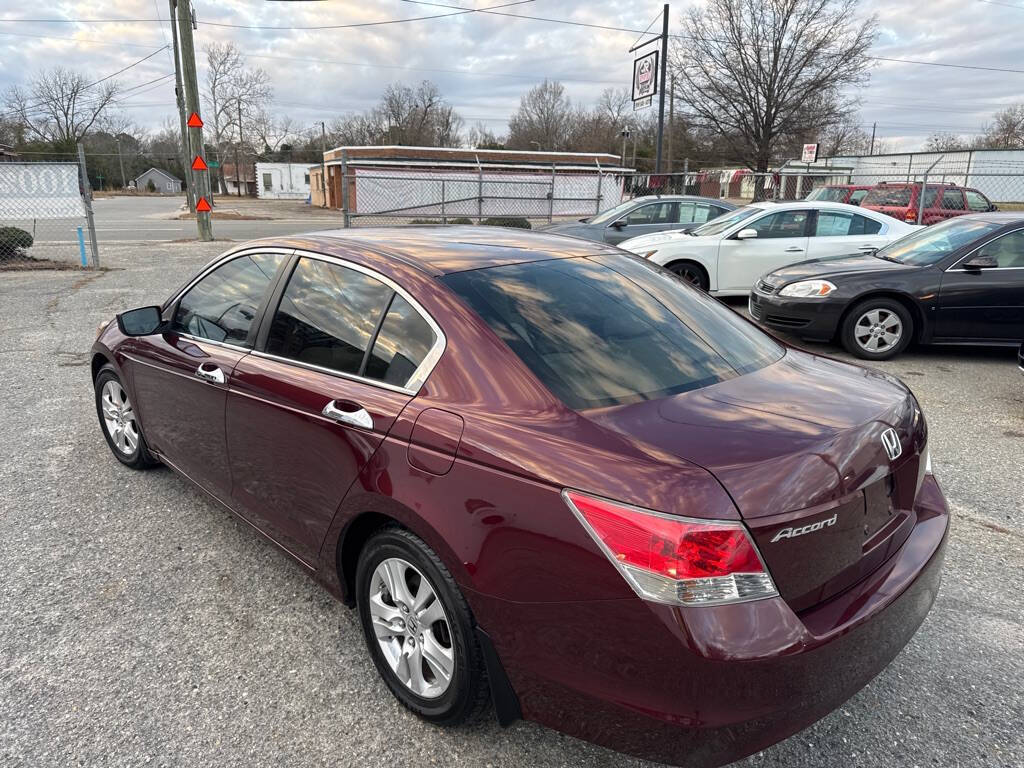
(2, 0, 1023, 155)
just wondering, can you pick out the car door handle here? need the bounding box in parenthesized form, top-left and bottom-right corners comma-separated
(194, 363, 225, 385)
(785, 247, 804, 252)
(858, 245, 878, 251)
(322, 400, 374, 430)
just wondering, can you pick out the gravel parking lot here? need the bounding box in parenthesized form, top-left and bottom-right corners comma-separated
(1, 240, 1022, 767)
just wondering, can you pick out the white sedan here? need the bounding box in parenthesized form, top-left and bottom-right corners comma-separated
(619, 201, 917, 295)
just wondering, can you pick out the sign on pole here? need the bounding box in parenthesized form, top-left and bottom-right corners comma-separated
(801, 143, 819, 163)
(632, 50, 659, 108)
(187, 112, 204, 128)
(191, 155, 208, 171)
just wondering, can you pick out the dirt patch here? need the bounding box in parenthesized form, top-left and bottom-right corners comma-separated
(176, 210, 272, 221)
(0, 258, 86, 271)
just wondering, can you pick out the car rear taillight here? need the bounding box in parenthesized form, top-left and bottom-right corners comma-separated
(904, 209, 917, 223)
(563, 490, 778, 606)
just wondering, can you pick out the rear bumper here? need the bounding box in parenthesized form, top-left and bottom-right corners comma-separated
(469, 474, 949, 767)
(749, 290, 846, 341)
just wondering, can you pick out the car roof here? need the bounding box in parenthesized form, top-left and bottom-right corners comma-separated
(956, 212, 1024, 225)
(749, 200, 875, 212)
(629, 194, 734, 206)
(264, 226, 622, 276)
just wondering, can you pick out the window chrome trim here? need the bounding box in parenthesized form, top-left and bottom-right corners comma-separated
(163, 246, 297, 311)
(255, 248, 447, 395)
(945, 226, 1024, 272)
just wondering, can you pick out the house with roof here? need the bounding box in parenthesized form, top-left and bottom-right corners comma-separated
(133, 167, 182, 194)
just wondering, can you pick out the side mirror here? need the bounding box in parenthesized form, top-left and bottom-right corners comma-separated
(962, 254, 998, 270)
(117, 305, 164, 336)
(735, 228, 758, 240)
(989, 204, 998, 212)
(610, 220, 627, 229)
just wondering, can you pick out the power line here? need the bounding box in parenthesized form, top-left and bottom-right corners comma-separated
(0, 29, 166, 48)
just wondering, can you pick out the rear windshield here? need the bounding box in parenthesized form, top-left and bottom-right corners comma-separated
(806, 187, 848, 202)
(875, 217, 1003, 266)
(863, 187, 911, 207)
(442, 255, 783, 410)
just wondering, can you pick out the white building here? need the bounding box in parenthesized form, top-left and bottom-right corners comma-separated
(255, 162, 313, 200)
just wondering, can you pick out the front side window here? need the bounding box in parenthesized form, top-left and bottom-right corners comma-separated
(364, 295, 437, 387)
(875, 218, 1002, 266)
(849, 189, 868, 204)
(172, 252, 285, 344)
(975, 230, 1024, 268)
(624, 202, 676, 225)
(965, 190, 991, 212)
(443, 256, 782, 410)
(266, 257, 392, 375)
(863, 186, 911, 207)
(747, 210, 810, 239)
(806, 187, 846, 203)
(590, 199, 639, 225)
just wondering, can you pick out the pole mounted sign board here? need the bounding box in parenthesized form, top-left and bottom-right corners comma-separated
(801, 143, 819, 163)
(632, 50, 659, 109)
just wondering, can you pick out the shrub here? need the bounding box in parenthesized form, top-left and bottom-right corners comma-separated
(481, 216, 531, 229)
(448, 217, 473, 225)
(146, 179, 157, 193)
(409, 218, 440, 224)
(0, 226, 33, 258)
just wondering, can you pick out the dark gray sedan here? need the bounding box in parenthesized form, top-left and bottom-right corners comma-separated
(542, 195, 736, 245)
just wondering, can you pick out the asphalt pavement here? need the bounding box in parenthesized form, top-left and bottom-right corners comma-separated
(0, 240, 1022, 767)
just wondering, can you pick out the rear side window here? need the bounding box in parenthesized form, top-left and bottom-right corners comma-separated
(850, 189, 868, 204)
(173, 252, 285, 344)
(443, 256, 783, 410)
(364, 295, 437, 387)
(814, 212, 883, 236)
(266, 257, 392, 375)
(807, 187, 847, 203)
(864, 187, 911, 207)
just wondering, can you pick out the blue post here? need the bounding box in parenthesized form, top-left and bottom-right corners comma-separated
(76, 226, 88, 267)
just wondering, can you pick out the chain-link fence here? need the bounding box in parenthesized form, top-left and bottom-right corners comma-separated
(0, 159, 99, 270)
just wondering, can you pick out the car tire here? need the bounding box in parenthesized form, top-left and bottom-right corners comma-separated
(356, 526, 489, 726)
(666, 260, 709, 291)
(94, 365, 159, 469)
(841, 298, 913, 361)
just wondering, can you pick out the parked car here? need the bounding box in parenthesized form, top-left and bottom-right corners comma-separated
(750, 213, 1024, 359)
(541, 195, 735, 244)
(92, 227, 947, 768)
(860, 182, 996, 225)
(619, 200, 917, 294)
(805, 184, 873, 206)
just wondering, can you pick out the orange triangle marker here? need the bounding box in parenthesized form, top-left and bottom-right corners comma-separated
(187, 112, 203, 128)
(191, 155, 208, 171)
(196, 196, 212, 213)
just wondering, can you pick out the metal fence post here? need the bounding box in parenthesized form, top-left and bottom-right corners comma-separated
(548, 164, 555, 223)
(475, 154, 483, 223)
(340, 150, 351, 228)
(916, 173, 928, 225)
(683, 158, 689, 193)
(594, 159, 603, 215)
(76, 144, 100, 268)
(441, 179, 447, 224)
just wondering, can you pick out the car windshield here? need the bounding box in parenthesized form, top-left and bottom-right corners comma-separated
(806, 187, 848, 202)
(589, 200, 642, 225)
(874, 218, 1003, 266)
(689, 206, 761, 237)
(442, 255, 783, 410)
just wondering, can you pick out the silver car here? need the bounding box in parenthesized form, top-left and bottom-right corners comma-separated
(542, 195, 736, 245)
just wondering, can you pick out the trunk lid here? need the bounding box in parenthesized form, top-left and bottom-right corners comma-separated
(586, 349, 928, 611)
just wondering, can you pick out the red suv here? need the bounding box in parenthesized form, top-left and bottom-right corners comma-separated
(861, 182, 996, 225)
(805, 184, 873, 205)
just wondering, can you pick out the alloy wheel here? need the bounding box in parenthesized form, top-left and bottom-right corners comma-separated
(670, 264, 705, 289)
(100, 380, 139, 456)
(368, 557, 455, 699)
(853, 308, 903, 353)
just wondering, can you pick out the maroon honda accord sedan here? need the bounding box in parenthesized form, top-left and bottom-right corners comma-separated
(91, 228, 948, 767)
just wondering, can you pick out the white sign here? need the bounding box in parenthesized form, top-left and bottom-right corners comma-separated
(801, 143, 819, 163)
(632, 51, 659, 102)
(0, 162, 85, 220)
(633, 96, 652, 111)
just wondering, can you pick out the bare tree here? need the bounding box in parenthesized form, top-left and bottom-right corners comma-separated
(251, 111, 297, 153)
(923, 131, 969, 153)
(979, 104, 1024, 149)
(203, 42, 272, 192)
(673, 0, 877, 198)
(4, 67, 120, 147)
(506, 80, 573, 151)
(467, 122, 504, 149)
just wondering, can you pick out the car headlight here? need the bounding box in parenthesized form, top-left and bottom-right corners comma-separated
(778, 279, 837, 298)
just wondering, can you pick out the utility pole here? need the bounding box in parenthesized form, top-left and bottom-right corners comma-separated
(667, 74, 674, 173)
(115, 137, 127, 188)
(175, 0, 212, 240)
(169, 0, 195, 212)
(320, 121, 328, 206)
(236, 100, 244, 197)
(654, 4, 669, 174)
(869, 122, 877, 156)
